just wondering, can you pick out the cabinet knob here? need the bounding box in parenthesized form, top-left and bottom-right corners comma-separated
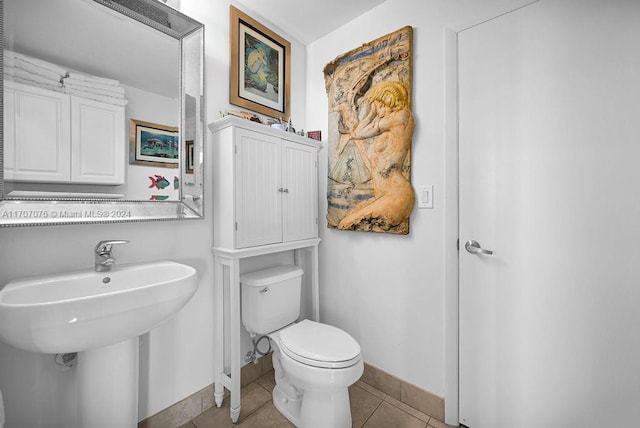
(278, 188, 289, 193)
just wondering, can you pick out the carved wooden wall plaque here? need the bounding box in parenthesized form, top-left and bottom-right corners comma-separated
(324, 26, 415, 235)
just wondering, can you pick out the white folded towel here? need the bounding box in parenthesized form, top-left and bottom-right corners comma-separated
(11, 50, 67, 77)
(65, 83, 125, 99)
(13, 68, 62, 86)
(63, 77, 126, 95)
(6, 75, 65, 93)
(67, 72, 120, 87)
(66, 88, 128, 107)
(3, 51, 15, 68)
(14, 58, 65, 82)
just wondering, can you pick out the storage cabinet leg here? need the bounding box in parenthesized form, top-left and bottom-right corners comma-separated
(229, 259, 242, 421)
(213, 256, 225, 407)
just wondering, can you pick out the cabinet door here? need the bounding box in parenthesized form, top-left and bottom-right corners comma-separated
(3, 85, 15, 177)
(71, 97, 125, 184)
(235, 128, 282, 248)
(4, 82, 71, 182)
(282, 140, 318, 242)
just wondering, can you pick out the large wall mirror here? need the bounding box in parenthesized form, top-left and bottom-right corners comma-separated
(0, 0, 205, 226)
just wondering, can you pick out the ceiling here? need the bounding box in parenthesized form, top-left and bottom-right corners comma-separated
(235, 0, 388, 45)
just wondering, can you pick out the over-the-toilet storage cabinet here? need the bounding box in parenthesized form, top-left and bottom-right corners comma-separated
(209, 115, 321, 423)
(3, 80, 125, 184)
(210, 115, 319, 249)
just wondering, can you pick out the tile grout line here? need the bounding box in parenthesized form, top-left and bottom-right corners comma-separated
(360, 397, 386, 428)
(356, 378, 435, 426)
(236, 399, 277, 427)
(238, 382, 274, 425)
(382, 395, 432, 425)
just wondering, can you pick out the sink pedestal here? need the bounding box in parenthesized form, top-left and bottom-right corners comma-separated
(78, 338, 139, 428)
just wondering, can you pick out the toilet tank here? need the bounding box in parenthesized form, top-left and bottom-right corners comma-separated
(240, 265, 303, 335)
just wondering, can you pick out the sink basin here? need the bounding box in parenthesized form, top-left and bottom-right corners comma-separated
(0, 260, 198, 353)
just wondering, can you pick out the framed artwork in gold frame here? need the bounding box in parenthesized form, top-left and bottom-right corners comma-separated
(229, 6, 291, 119)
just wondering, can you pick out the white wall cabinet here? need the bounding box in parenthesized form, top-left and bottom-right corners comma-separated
(3, 80, 125, 184)
(210, 116, 320, 250)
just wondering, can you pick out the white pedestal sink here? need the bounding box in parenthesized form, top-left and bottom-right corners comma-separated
(0, 260, 198, 428)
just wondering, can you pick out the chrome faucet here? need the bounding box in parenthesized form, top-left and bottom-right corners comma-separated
(94, 240, 130, 272)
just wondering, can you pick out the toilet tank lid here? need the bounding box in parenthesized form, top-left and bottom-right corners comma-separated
(240, 265, 303, 287)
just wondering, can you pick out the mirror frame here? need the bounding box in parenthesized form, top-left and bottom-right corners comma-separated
(0, 0, 205, 227)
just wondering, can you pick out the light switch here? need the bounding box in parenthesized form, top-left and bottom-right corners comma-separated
(418, 185, 433, 209)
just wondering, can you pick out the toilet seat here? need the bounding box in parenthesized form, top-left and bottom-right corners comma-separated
(279, 319, 361, 369)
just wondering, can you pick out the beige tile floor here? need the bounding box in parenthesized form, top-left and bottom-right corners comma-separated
(179, 370, 451, 428)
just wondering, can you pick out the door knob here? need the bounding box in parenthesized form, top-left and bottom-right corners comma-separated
(465, 240, 493, 255)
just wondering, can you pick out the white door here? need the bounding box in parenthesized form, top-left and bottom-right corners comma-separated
(459, 1, 640, 427)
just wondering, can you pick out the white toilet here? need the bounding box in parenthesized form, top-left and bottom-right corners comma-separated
(241, 265, 363, 428)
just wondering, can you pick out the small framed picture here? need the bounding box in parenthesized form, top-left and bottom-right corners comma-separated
(130, 119, 179, 168)
(229, 6, 291, 119)
(185, 140, 194, 174)
(307, 130, 322, 141)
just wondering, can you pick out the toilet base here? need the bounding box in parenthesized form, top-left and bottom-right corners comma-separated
(299, 388, 352, 428)
(271, 347, 357, 428)
(272, 385, 353, 428)
(273, 384, 302, 426)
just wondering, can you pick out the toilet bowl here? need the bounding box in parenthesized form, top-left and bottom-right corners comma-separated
(268, 320, 363, 428)
(240, 266, 364, 428)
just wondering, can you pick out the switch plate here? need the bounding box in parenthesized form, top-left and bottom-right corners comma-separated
(418, 185, 433, 209)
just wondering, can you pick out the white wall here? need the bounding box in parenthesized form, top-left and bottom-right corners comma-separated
(0, 1, 308, 426)
(305, 0, 535, 398)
